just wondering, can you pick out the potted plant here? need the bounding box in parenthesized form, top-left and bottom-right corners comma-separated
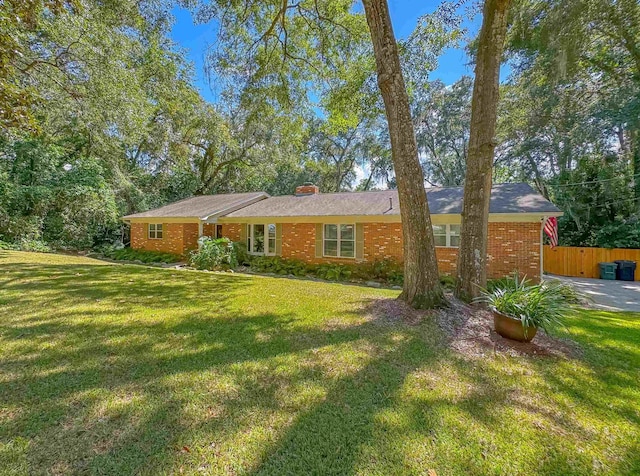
(476, 275, 577, 342)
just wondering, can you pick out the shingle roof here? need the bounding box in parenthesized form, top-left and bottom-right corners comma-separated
(122, 192, 269, 220)
(225, 183, 561, 218)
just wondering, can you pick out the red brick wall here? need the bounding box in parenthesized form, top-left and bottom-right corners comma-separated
(487, 222, 541, 280)
(182, 223, 199, 252)
(281, 223, 318, 262)
(222, 224, 242, 242)
(202, 223, 243, 241)
(203, 223, 215, 237)
(363, 223, 403, 261)
(130, 222, 191, 256)
(131, 220, 542, 280)
(436, 247, 458, 275)
(278, 221, 541, 280)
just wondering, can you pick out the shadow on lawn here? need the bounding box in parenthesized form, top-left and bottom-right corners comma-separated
(1, 259, 438, 473)
(1, 258, 639, 474)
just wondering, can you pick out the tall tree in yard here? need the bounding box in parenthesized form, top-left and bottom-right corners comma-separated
(362, 0, 444, 308)
(455, 0, 512, 302)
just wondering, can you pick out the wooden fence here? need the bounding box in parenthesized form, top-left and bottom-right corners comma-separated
(544, 245, 640, 280)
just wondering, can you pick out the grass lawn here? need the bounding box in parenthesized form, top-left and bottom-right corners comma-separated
(1, 251, 639, 475)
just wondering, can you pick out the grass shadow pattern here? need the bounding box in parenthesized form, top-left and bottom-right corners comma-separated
(0, 251, 639, 475)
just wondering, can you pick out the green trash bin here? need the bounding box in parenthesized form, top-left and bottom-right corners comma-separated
(598, 262, 618, 280)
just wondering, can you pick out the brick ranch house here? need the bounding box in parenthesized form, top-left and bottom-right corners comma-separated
(122, 183, 562, 281)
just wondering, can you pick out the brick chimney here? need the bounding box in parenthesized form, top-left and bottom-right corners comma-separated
(295, 182, 320, 196)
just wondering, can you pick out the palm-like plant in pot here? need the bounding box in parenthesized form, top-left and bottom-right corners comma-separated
(476, 275, 578, 342)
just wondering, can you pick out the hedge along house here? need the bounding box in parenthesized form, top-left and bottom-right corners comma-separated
(122, 183, 562, 281)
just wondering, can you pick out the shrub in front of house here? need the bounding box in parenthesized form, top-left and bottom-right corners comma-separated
(313, 263, 353, 281)
(189, 237, 238, 270)
(350, 259, 404, 285)
(250, 256, 308, 276)
(233, 241, 252, 266)
(238, 253, 462, 288)
(104, 247, 182, 264)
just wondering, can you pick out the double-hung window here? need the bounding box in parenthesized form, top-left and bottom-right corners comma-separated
(432, 224, 460, 247)
(323, 224, 355, 258)
(247, 224, 276, 255)
(148, 223, 163, 239)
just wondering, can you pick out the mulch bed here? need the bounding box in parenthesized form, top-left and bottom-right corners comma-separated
(362, 294, 581, 359)
(437, 295, 582, 359)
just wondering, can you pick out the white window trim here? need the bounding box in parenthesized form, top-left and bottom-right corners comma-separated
(148, 223, 163, 240)
(323, 224, 356, 259)
(433, 224, 460, 248)
(247, 224, 276, 256)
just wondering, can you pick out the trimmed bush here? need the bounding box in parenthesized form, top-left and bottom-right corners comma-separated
(314, 263, 353, 281)
(105, 247, 182, 264)
(251, 256, 308, 276)
(234, 241, 251, 266)
(189, 237, 237, 270)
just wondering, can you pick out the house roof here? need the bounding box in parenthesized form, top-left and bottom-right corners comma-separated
(122, 192, 269, 220)
(225, 183, 561, 218)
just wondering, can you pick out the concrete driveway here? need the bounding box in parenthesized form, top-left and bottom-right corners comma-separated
(546, 275, 640, 312)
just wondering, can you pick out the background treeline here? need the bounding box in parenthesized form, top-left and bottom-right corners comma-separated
(1, 0, 639, 250)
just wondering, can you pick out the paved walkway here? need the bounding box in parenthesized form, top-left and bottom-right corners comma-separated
(546, 275, 640, 312)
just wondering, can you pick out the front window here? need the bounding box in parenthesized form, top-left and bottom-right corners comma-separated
(432, 224, 447, 247)
(148, 223, 163, 239)
(432, 224, 460, 247)
(215, 224, 223, 239)
(449, 224, 461, 247)
(247, 224, 275, 255)
(267, 224, 276, 255)
(324, 224, 355, 258)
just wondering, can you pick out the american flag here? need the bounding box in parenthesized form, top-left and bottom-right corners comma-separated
(544, 217, 559, 248)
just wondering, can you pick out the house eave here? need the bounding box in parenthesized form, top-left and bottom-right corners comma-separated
(218, 212, 563, 224)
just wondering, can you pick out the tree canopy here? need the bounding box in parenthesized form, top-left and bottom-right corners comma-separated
(1, 0, 638, 252)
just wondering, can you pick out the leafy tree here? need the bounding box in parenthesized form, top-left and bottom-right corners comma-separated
(415, 77, 472, 186)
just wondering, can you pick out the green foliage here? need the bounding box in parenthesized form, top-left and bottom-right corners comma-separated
(0, 240, 19, 250)
(351, 259, 404, 286)
(189, 237, 238, 270)
(233, 242, 251, 266)
(250, 256, 308, 276)
(477, 275, 578, 335)
(501, 0, 640, 248)
(592, 218, 640, 249)
(0, 239, 51, 252)
(439, 274, 456, 290)
(104, 248, 181, 264)
(17, 239, 52, 253)
(314, 263, 353, 281)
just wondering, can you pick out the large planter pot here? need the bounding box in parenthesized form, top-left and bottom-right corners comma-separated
(492, 309, 538, 343)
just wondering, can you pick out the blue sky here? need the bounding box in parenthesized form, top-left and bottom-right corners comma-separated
(169, 1, 481, 104)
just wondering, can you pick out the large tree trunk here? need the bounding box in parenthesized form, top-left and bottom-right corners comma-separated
(362, 0, 444, 308)
(455, 0, 511, 302)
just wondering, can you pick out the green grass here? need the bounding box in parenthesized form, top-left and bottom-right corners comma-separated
(0, 251, 639, 475)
